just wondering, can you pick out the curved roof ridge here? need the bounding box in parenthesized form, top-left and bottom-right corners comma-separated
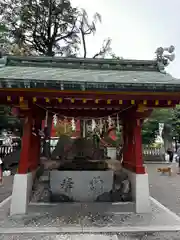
(0, 55, 161, 72)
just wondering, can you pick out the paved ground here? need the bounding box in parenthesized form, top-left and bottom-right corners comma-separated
(147, 163, 180, 215)
(0, 176, 13, 203)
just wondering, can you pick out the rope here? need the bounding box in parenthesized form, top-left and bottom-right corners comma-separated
(34, 103, 134, 120)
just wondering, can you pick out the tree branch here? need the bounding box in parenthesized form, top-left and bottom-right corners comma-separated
(55, 17, 78, 42)
(80, 27, 86, 58)
(92, 38, 112, 59)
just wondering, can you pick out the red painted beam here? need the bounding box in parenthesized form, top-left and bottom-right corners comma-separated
(33, 109, 120, 118)
(1, 97, 177, 109)
(121, 107, 153, 119)
(12, 105, 174, 120)
(1, 89, 180, 100)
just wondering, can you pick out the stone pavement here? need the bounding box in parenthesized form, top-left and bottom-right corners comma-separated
(0, 176, 13, 203)
(147, 163, 180, 215)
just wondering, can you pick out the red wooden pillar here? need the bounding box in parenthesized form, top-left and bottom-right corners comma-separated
(34, 118, 42, 168)
(36, 133, 41, 167)
(122, 113, 145, 174)
(122, 121, 130, 164)
(122, 121, 134, 168)
(18, 112, 33, 174)
(30, 134, 41, 171)
(30, 119, 42, 171)
(132, 119, 145, 174)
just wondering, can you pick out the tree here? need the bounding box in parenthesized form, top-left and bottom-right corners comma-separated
(0, 23, 34, 56)
(142, 109, 174, 146)
(170, 105, 180, 142)
(78, 9, 111, 58)
(0, 0, 80, 56)
(0, 23, 10, 56)
(0, 105, 22, 133)
(142, 118, 159, 145)
(92, 38, 112, 58)
(78, 9, 101, 58)
(0, 0, 113, 58)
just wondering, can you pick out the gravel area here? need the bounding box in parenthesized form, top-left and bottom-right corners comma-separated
(1, 232, 180, 240)
(0, 198, 180, 229)
(0, 234, 118, 240)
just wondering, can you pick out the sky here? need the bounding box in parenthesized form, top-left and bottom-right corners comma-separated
(72, 0, 180, 78)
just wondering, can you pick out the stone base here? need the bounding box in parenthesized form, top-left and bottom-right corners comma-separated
(10, 171, 36, 215)
(124, 169, 150, 213)
(50, 170, 113, 202)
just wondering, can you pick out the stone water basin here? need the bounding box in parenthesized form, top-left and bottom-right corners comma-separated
(49, 170, 113, 202)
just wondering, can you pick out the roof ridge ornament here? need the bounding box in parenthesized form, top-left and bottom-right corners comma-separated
(155, 45, 175, 73)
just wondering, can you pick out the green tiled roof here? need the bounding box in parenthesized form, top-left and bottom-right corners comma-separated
(0, 55, 178, 92)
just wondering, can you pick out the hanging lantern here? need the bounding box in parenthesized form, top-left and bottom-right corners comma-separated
(45, 111, 48, 127)
(92, 119, 96, 132)
(53, 114, 58, 126)
(32, 119, 37, 136)
(107, 116, 112, 128)
(83, 119, 86, 138)
(32, 131, 37, 136)
(71, 118, 76, 131)
(99, 119, 103, 134)
(116, 114, 120, 132)
(38, 129, 45, 138)
(64, 118, 67, 133)
(103, 119, 107, 132)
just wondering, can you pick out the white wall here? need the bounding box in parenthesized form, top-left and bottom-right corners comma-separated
(10, 170, 37, 215)
(123, 168, 151, 213)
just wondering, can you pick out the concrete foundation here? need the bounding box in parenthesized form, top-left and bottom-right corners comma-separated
(124, 168, 151, 213)
(10, 171, 36, 215)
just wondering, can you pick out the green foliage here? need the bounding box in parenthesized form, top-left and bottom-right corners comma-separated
(171, 105, 180, 140)
(142, 108, 174, 145)
(142, 106, 180, 145)
(0, 23, 10, 54)
(142, 119, 159, 145)
(0, 105, 21, 132)
(0, 0, 80, 56)
(0, 0, 112, 58)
